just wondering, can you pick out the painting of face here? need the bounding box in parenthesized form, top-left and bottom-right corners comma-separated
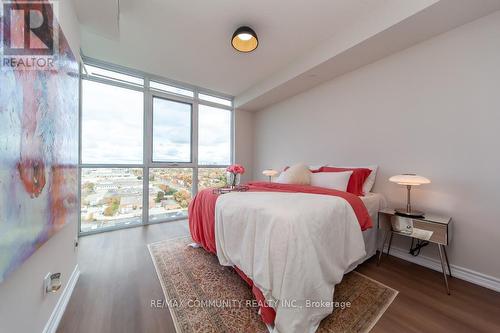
(0, 4, 79, 283)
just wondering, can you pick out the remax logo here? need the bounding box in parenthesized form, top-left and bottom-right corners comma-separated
(1, 0, 59, 69)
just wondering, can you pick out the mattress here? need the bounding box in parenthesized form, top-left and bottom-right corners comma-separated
(346, 192, 387, 272)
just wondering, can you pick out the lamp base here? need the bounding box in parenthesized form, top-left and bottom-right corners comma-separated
(395, 208, 425, 218)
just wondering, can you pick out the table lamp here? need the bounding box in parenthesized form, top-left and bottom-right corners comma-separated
(262, 169, 278, 182)
(389, 174, 431, 217)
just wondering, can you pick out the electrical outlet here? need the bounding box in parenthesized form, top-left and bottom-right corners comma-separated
(44, 272, 62, 294)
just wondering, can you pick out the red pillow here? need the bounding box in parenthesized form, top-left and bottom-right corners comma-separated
(317, 167, 372, 196)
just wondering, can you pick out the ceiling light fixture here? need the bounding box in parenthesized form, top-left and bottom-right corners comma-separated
(231, 26, 258, 53)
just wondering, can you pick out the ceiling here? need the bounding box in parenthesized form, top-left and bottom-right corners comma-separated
(76, 0, 406, 95)
(235, 0, 500, 110)
(75, 0, 500, 108)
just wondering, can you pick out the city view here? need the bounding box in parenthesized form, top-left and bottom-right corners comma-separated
(80, 168, 226, 232)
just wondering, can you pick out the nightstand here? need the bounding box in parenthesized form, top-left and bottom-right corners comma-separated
(377, 208, 453, 294)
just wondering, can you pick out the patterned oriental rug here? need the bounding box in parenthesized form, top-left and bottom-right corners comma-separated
(148, 237, 397, 333)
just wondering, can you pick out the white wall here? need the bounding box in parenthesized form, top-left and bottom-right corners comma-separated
(234, 109, 255, 182)
(0, 226, 78, 333)
(253, 11, 500, 280)
(0, 1, 81, 332)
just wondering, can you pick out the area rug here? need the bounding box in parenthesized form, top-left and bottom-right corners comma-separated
(148, 237, 398, 333)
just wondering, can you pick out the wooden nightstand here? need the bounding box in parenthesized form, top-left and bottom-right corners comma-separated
(377, 208, 453, 294)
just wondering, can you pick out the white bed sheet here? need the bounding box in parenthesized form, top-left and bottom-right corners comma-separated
(216, 191, 368, 333)
(346, 192, 387, 272)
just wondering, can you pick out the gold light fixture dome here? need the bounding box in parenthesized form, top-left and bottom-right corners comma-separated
(231, 26, 258, 53)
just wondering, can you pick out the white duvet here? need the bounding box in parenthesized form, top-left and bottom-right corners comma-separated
(215, 192, 366, 333)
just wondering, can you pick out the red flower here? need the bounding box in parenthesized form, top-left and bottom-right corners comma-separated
(226, 164, 245, 174)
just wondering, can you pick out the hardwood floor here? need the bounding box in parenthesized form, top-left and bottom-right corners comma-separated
(57, 221, 190, 333)
(359, 257, 500, 333)
(58, 221, 500, 333)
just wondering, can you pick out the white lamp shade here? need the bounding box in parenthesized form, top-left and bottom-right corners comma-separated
(389, 174, 431, 186)
(262, 169, 278, 177)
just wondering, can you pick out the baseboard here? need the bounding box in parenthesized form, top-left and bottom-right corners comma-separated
(42, 264, 80, 333)
(384, 246, 500, 292)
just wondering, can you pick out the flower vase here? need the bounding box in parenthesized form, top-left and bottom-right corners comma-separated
(227, 172, 241, 188)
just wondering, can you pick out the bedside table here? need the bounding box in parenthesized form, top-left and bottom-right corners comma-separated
(377, 208, 453, 294)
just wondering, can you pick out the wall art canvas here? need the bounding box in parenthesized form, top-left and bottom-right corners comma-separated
(0, 2, 79, 283)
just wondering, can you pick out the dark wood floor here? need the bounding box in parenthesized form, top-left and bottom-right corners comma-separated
(58, 220, 500, 333)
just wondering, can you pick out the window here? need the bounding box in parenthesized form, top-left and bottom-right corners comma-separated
(150, 81, 194, 98)
(79, 59, 233, 235)
(198, 105, 231, 165)
(84, 64, 144, 86)
(152, 97, 192, 163)
(198, 168, 227, 191)
(199, 93, 232, 107)
(149, 168, 193, 222)
(81, 80, 143, 164)
(80, 168, 143, 232)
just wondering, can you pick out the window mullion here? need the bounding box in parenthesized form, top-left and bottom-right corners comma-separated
(231, 108, 235, 165)
(143, 80, 152, 225)
(78, 62, 83, 235)
(192, 101, 199, 196)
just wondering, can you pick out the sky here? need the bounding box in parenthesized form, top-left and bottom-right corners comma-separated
(81, 80, 230, 165)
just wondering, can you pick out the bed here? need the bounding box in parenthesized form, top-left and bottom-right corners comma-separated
(188, 181, 385, 333)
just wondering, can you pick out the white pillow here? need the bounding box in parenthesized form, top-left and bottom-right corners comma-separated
(327, 165, 378, 194)
(276, 163, 311, 185)
(362, 165, 378, 193)
(280, 165, 324, 172)
(308, 165, 324, 171)
(310, 171, 353, 191)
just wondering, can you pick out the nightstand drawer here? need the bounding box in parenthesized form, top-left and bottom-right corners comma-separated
(412, 219, 448, 245)
(388, 215, 448, 245)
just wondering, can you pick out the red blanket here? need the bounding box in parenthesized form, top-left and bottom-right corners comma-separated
(187, 181, 373, 324)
